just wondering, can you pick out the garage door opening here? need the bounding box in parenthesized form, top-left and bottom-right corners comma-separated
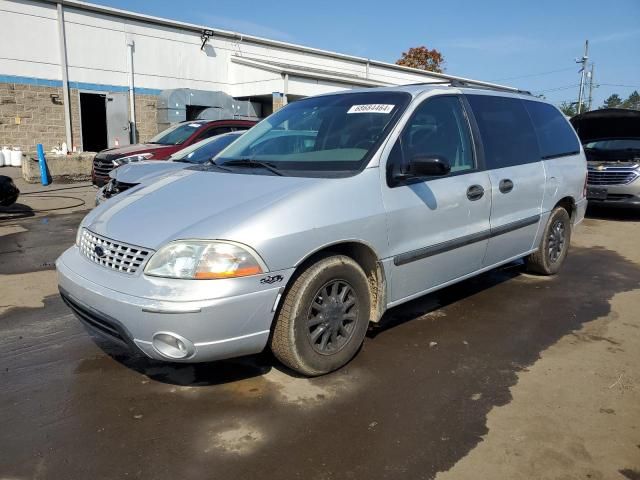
(80, 92, 107, 152)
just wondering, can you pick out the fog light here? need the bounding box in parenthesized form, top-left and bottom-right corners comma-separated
(152, 332, 195, 359)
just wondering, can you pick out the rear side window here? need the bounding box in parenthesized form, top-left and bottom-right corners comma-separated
(523, 101, 580, 159)
(467, 95, 539, 168)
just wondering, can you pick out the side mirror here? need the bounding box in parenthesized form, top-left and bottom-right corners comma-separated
(407, 155, 451, 177)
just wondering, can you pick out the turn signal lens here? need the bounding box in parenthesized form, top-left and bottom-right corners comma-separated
(194, 266, 263, 279)
(194, 242, 264, 279)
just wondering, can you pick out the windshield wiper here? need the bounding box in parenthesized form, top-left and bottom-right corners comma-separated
(195, 161, 234, 173)
(218, 158, 283, 176)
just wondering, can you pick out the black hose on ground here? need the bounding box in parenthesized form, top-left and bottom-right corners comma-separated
(20, 183, 93, 195)
(0, 176, 90, 213)
(10, 194, 87, 212)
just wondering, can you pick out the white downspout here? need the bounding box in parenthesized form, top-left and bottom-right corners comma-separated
(126, 38, 137, 143)
(56, 3, 73, 149)
(283, 73, 289, 106)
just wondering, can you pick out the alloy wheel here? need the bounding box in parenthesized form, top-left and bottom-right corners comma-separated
(548, 219, 566, 263)
(306, 280, 359, 355)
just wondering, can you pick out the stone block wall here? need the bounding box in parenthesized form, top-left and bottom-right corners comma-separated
(0, 81, 159, 152)
(134, 94, 159, 143)
(0, 83, 78, 152)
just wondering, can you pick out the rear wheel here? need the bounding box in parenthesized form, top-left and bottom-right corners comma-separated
(526, 207, 572, 275)
(270, 255, 371, 376)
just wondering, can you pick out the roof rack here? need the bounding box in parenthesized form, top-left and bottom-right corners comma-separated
(407, 79, 532, 96)
(449, 79, 532, 96)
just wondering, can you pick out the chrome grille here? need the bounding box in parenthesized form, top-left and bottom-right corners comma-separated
(587, 167, 639, 186)
(79, 229, 152, 274)
(93, 157, 114, 177)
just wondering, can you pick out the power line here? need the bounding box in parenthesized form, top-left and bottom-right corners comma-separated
(598, 83, 640, 89)
(535, 84, 581, 93)
(491, 66, 576, 82)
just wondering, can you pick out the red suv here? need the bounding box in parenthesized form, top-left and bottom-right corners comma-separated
(91, 119, 256, 186)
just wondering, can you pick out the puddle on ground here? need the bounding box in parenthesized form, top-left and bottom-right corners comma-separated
(205, 421, 265, 455)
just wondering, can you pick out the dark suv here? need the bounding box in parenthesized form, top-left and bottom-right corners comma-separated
(91, 119, 256, 186)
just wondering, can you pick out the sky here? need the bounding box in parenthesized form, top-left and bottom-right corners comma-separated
(95, 0, 639, 108)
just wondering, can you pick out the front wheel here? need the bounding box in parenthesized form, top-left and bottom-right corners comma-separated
(526, 207, 572, 275)
(270, 255, 371, 376)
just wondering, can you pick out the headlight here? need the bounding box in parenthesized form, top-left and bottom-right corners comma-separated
(144, 241, 266, 280)
(113, 153, 153, 166)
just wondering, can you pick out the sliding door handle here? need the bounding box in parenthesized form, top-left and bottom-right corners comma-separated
(499, 179, 514, 193)
(467, 184, 485, 201)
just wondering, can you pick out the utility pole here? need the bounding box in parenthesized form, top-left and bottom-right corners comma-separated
(576, 40, 589, 114)
(587, 63, 595, 111)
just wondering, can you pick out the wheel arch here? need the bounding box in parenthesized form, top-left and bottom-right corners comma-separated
(554, 196, 576, 222)
(286, 240, 387, 323)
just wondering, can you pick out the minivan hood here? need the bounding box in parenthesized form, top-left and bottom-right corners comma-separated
(110, 161, 187, 184)
(84, 169, 320, 250)
(570, 108, 640, 144)
(96, 143, 176, 160)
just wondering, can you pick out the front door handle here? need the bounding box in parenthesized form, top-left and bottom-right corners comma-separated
(467, 184, 485, 201)
(499, 179, 514, 193)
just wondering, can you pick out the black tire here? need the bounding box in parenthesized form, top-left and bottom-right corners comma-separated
(526, 207, 572, 275)
(270, 255, 371, 376)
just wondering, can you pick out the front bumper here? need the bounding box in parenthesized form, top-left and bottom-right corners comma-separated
(57, 246, 292, 363)
(586, 191, 640, 208)
(586, 180, 640, 208)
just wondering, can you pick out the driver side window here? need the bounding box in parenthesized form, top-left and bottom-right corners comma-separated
(396, 96, 475, 174)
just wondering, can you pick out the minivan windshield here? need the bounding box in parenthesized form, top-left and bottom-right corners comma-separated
(149, 121, 206, 145)
(215, 92, 411, 176)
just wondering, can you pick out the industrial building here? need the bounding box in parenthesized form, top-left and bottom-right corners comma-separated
(1, 0, 502, 153)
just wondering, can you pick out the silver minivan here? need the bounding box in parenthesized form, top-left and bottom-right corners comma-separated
(57, 83, 587, 376)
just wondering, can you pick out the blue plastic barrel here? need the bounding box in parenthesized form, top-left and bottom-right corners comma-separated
(36, 144, 50, 186)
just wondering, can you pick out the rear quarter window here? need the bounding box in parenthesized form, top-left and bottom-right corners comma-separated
(467, 94, 540, 168)
(523, 100, 580, 159)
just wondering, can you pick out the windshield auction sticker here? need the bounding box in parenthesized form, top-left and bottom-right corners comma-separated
(347, 104, 395, 114)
